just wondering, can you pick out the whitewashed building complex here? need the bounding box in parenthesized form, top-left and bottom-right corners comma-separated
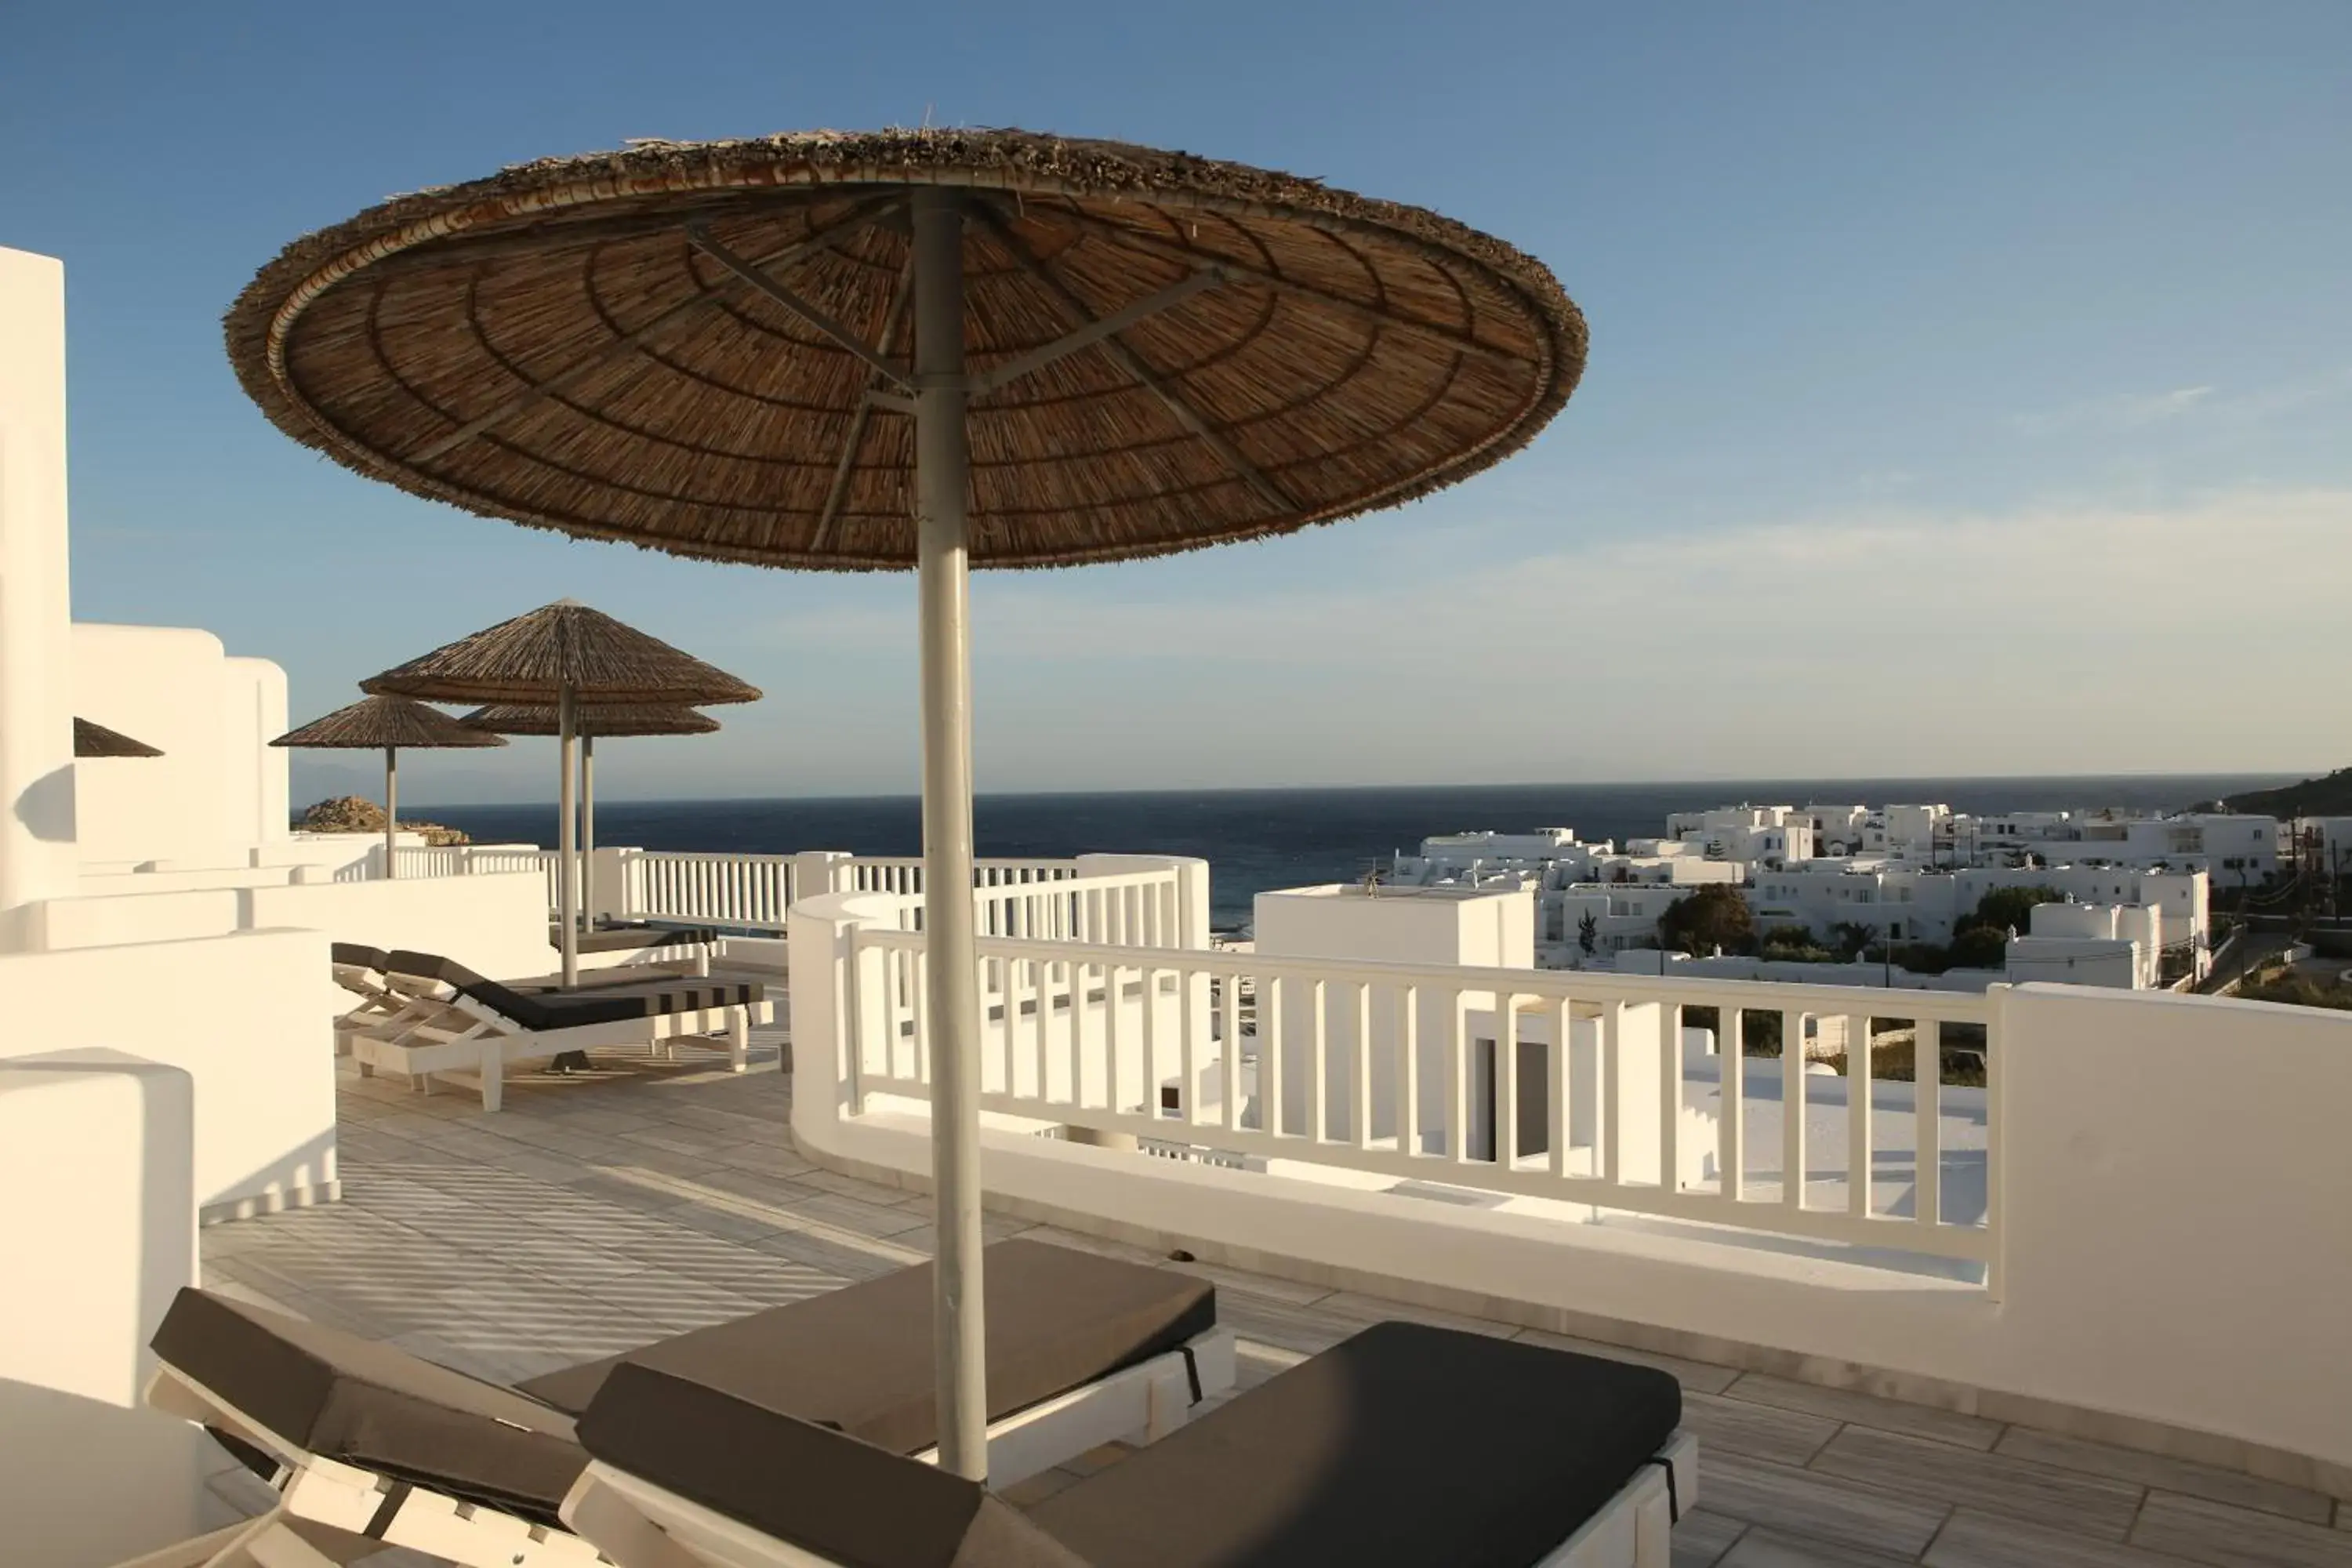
(1396, 797, 2226, 984)
(9, 245, 2352, 1565)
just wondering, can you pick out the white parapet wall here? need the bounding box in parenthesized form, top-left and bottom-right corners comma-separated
(788, 891, 2352, 1487)
(0, 928, 337, 1222)
(72, 623, 292, 870)
(0, 1049, 248, 1568)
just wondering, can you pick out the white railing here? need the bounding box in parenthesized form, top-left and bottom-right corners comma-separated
(376, 844, 557, 906)
(627, 851, 798, 930)
(617, 851, 1176, 938)
(844, 857, 1085, 897)
(844, 931, 2001, 1279)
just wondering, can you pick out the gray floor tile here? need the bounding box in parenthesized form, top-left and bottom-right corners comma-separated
(1682, 1390, 1843, 1468)
(1926, 1507, 2211, 1568)
(1698, 1453, 1951, 1560)
(1994, 1428, 2335, 1526)
(1721, 1526, 1921, 1566)
(1811, 1426, 2144, 1541)
(2129, 1490, 2352, 1568)
(1308, 1290, 1520, 1338)
(1512, 1328, 1744, 1396)
(1675, 1508, 1751, 1568)
(1726, 1373, 2005, 1452)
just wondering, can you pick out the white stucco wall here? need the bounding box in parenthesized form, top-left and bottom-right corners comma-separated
(793, 889, 2352, 1477)
(72, 622, 291, 870)
(0, 249, 82, 940)
(0, 929, 334, 1221)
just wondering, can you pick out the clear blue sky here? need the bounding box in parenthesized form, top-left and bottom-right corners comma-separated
(7, 3, 2347, 804)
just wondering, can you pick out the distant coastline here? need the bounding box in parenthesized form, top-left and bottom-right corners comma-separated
(405, 772, 2300, 928)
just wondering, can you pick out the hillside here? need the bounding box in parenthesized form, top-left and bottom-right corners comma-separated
(296, 796, 470, 847)
(2192, 767, 2352, 819)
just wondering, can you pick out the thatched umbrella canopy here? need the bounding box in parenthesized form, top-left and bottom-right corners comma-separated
(458, 702, 720, 738)
(361, 600, 760, 707)
(270, 695, 507, 877)
(73, 717, 163, 759)
(229, 129, 1581, 1479)
(361, 601, 757, 976)
(461, 702, 720, 924)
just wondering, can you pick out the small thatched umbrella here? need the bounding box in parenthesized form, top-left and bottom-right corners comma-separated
(74, 717, 163, 758)
(459, 702, 719, 931)
(358, 601, 757, 979)
(270, 695, 508, 876)
(228, 129, 1581, 1479)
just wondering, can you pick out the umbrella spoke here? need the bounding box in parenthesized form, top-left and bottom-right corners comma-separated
(976, 205, 1292, 517)
(411, 194, 904, 466)
(813, 254, 916, 554)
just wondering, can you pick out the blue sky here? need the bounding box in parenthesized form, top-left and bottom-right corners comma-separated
(6, 3, 2348, 803)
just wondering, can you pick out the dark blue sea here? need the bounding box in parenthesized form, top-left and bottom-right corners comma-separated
(420, 775, 2291, 931)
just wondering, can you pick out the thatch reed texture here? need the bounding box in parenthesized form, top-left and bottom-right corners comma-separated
(74, 717, 164, 758)
(461, 702, 719, 738)
(270, 694, 510, 750)
(227, 129, 1584, 571)
(361, 601, 760, 706)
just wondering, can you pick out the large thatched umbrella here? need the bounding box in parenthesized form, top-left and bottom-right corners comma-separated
(459, 702, 719, 932)
(358, 601, 757, 980)
(73, 717, 163, 758)
(227, 129, 1582, 1479)
(270, 695, 507, 876)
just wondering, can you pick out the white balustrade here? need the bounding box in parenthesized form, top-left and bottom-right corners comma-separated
(844, 931, 2001, 1278)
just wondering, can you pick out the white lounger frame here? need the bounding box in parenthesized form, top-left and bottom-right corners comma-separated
(562, 1422, 1694, 1568)
(345, 989, 771, 1111)
(114, 1329, 1236, 1568)
(328, 958, 407, 1058)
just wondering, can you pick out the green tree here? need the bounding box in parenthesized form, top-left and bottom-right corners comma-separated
(1657, 884, 1755, 956)
(1949, 924, 2010, 970)
(1957, 885, 2062, 937)
(1577, 910, 1599, 956)
(1830, 920, 1878, 963)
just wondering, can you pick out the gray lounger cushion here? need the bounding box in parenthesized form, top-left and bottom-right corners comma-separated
(330, 942, 390, 971)
(150, 1287, 585, 1526)
(1029, 1320, 1682, 1568)
(384, 949, 759, 1032)
(560, 924, 720, 954)
(580, 1360, 1091, 1568)
(521, 1239, 1216, 1454)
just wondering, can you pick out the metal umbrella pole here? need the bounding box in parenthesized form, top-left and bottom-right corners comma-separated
(581, 733, 596, 934)
(910, 187, 988, 1481)
(557, 683, 579, 985)
(383, 746, 398, 879)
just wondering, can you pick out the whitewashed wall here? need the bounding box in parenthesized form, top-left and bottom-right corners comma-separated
(792, 891, 2352, 1481)
(72, 622, 291, 870)
(0, 929, 334, 1221)
(0, 1050, 237, 1568)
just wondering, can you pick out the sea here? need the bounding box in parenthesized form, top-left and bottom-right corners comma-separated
(418, 774, 2294, 932)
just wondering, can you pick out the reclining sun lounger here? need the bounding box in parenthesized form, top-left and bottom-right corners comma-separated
(125, 1240, 1233, 1568)
(343, 949, 771, 1110)
(562, 1320, 1693, 1568)
(554, 923, 722, 976)
(328, 943, 405, 1056)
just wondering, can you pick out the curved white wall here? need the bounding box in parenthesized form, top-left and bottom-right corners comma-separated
(72, 623, 291, 869)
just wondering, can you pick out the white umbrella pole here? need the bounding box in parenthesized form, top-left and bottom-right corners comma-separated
(581, 733, 595, 934)
(911, 187, 988, 1480)
(558, 684, 579, 986)
(383, 746, 398, 880)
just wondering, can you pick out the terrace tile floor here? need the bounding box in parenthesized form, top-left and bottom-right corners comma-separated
(197, 1025, 2351, 1568)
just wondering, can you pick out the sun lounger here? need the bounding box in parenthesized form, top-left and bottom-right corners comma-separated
(563, 1320, 1693, 1568)
(124, 1241, 1231, 1568)
(343, 949, 770, 1110)
(554, 923, 721, 976)
(328, 943, 405, 1056)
